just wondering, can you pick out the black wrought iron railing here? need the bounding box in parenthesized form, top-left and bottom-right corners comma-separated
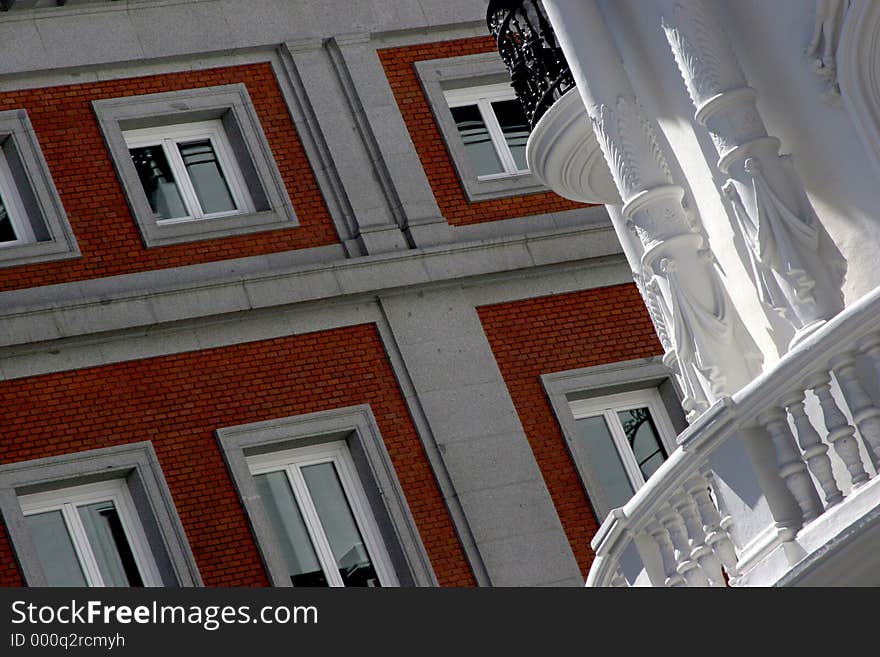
(487, 0, 575, 128)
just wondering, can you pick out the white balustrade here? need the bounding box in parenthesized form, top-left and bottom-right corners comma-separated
(586, 288, 880, 587)
(687, 473, 739, 579)
(645, 520, 685, 588)
(782, 390, 842, 508)
(758, 406, 823, 525)
(658, 504, 710, 587)
(808, 371, 869, 487)
(831, 352, 880, 469)
(671, 489, 726, 587)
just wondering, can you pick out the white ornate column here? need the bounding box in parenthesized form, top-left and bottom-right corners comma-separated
(543, 0, 762, 414)
(662, 1, 846, 348)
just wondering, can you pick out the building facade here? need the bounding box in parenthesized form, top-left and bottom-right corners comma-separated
(0, 0, 684, 588)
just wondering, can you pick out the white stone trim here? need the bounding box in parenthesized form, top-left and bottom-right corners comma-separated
(19, 479, 163, 588)
(0, 442, 202, 587)
(0, 109, 80, 268)
(216, 404, 438, 587)
(415, 52, 548, 201)
(246, 440, 399, 588)
(123, 119, 255, 224)
(541, 358, 686, 521)
(93, 84, 298, 247)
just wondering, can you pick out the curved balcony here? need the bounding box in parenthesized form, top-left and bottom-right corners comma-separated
(487, 0, 619, 204)
(587, 287, 880, 587)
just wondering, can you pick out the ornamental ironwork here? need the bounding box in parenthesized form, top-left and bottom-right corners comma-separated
(486, 0, 575, 128)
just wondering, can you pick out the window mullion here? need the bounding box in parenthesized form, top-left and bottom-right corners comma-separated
(61, 503, 105, 587)
(606, 410, 646, 488)
(164, 138, 202, 219)
(285, 465, 345, 588)
(479, 99, 518, 174)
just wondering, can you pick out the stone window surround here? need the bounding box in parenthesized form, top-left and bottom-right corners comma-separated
(541, 357, 688, 522)
(0, 109, 80, 268)
(216, 404, 438, 587)
(0, 441, 202, 587)
(246, 439, 400, 587)
(415, 52, 547, 202)
(93, 84, 298, 248)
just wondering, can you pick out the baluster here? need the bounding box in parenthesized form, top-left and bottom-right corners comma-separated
(831, 352, 880, 470)
(671, 488, 726, 587)
(858, 334, 880, 385)
(758, 407, 823, 524)
(658, 506, 709, 587)
(610, 570, 628, 588)
(807, 371, 870, 487)
(645, 520, 685, 587)
(782, 389, 843, 508)
(687, 473, 740, 580)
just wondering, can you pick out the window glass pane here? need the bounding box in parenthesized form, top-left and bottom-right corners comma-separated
(78, 500, 144, 587)
(618, 408, 668, 482)
(177, 140, 237, 215)
(492, 99, 529, 171)
(301, 462, 380, 587)
(450, 104, 504, 177)
(254, 471, 328, 587)
(129, 146, 189, 220)
(0, 188, 16, 243)
(25, 511, 87, 587)
(574, 415, 635, 509)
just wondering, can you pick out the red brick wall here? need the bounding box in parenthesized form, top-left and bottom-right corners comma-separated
(378, 37, 587, 226)
(477, 285, 663, 576)
(0, 64, 339, 293)
(0, 324, 475, 587)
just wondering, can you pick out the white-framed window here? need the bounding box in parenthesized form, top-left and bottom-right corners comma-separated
(247, 440, 398, 588)
(568, 390, 677, 510)
(443, 83, 530, 180)
(0, 109, 79, 267)
(18, 479, 163, 587)
(123, 119, 253, 225)
(0, 147, 35, 247)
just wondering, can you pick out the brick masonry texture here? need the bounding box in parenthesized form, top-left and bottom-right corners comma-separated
(478, 284, 663, 576)
(0, 324, 475, 587)
(378, 37, 588, 226)
(0, 63, 339, 292)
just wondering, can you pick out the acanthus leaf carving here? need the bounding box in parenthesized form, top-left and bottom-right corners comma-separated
(662, 20, 721, 106)
(662, 2, 744, 105)
(592, 103, 640, 197)
(633, 266, 672, 353)
(590, 97, 673, 201)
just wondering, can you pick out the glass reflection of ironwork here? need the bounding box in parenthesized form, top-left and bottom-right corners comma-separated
(486, 0, 575, 128)
(619, 408, 667, 477)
